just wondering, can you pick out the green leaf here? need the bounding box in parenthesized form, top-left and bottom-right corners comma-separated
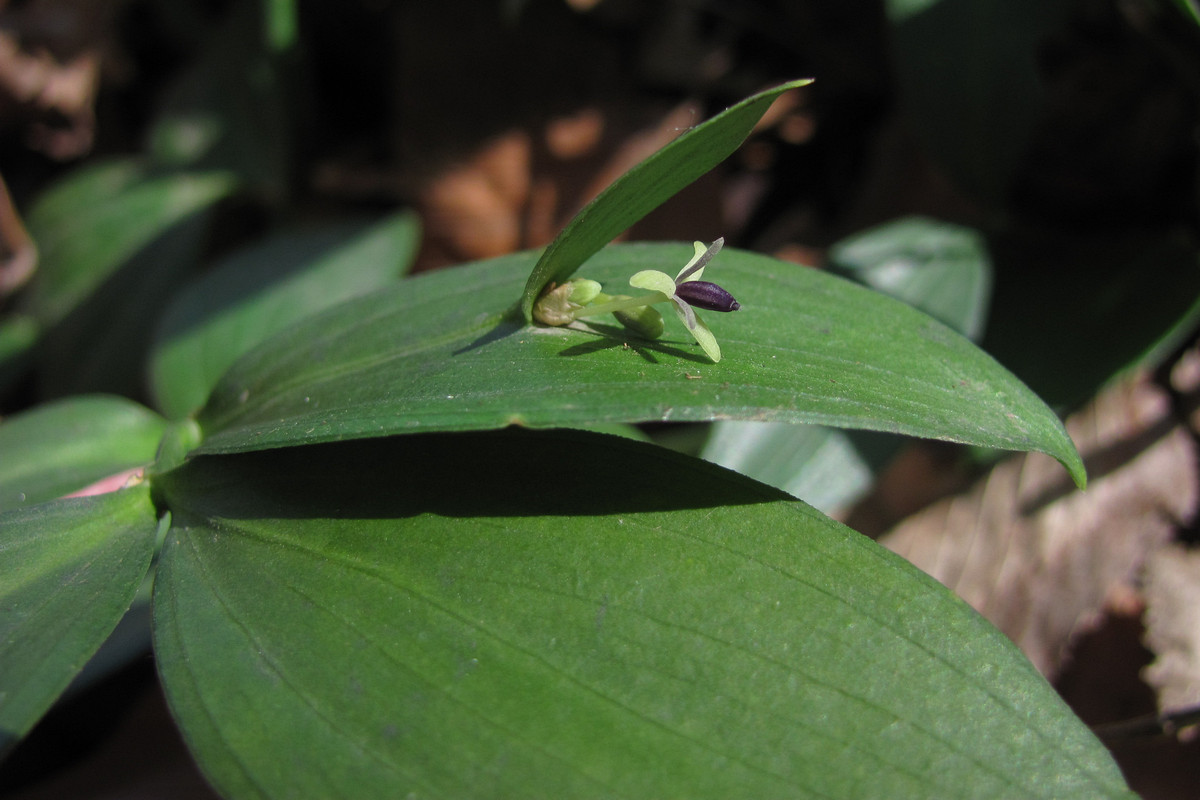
(25, 158, 238, 397)
(518, 79, 812, 321)
(153, 430, 1131, 799)
(150, 212, 420, 419)
(705, 216, 991, 508)
(0, 395, 167, 513)
(827, 215, 991, 341)
(0, 485, 158, 753)
(196, 243, 1085, 487)
(26, 159, 238, 328)
(701, 421, 878, 511)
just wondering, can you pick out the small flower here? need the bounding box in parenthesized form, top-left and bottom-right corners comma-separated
(629, 238, 739, 362)
(531, 237, 740, 363)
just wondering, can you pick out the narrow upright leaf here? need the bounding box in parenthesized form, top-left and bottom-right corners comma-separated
(518, 79, 812, 320)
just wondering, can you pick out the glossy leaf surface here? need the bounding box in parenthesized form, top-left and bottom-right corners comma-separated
(195, 244, 1084, 486)
(827, 215, 991, 341)
(150, 213, 420, 418)
(0, 395, 166, 513)
(701, 421, 878, 511)
(0, 486, 157, 752)
(704, 216, 992, 507)
(153, 430, 1130, 799)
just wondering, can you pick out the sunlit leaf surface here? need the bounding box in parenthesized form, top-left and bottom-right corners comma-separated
(0, 395, 166, 513)
(0, 487, 157, 752)
(150, 212, 420, 418)
(154, 430, 1130, 799)
(196, 244, 1084, 486)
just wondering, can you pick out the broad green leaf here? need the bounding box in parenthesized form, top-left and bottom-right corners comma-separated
(153, 430, 1132, 799)
(701, 421, 877, 511)
(150, 212, 420, 419)
(705, 216, 991, 508)
(0, 395, 166, 513)
(195, 243, 1085, 486)
(827, 215, 991, 341)
(518, 79, 812, 321)
(0, 485, 157, 753)
(26, 158, 238, 327)
(25, 158, 237, 397)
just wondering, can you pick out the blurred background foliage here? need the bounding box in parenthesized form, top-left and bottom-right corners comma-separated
(1, 0, 1199, 796)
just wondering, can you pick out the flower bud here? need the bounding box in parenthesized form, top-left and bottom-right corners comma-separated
(566, 278, 603, 305)
(532, 279, 603, 326)
(614, 303, 665, 339)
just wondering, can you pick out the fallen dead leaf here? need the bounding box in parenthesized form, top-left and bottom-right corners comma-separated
(0, 0, 111, 160)
(413, 100, 719, 270)
(1142, 544, 1200, 739)
(417, 130, 533, 262)
(880, 370, 1199, 678)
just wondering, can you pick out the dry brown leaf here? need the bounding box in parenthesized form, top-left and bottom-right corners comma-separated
(413, 101, 716, 269)
(572, 102, 704, 215)
(1143, 544, 1200, 736)
(0, 0, 110, 160)
(544, 108, 604, 160)
(0, 171, 35, 296)
(880, 371, 1198, 677)
(417, 130, 533, 262)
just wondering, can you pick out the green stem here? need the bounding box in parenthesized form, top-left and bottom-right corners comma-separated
(572, 292, 670, 319)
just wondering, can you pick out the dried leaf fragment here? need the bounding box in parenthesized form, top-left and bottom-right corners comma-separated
(881, 373, 1199, 677)
(1143, 544, 1200, 738)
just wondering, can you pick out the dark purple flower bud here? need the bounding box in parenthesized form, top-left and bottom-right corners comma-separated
(674, 280, 741, 312)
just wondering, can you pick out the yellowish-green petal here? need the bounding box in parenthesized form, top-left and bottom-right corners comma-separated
(629, 269, 677, 296)
(677, 238, 724, 283)
(688, 313, 722, 362)
(677, 241, 709, 282)
(670, 296, 697, 331)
